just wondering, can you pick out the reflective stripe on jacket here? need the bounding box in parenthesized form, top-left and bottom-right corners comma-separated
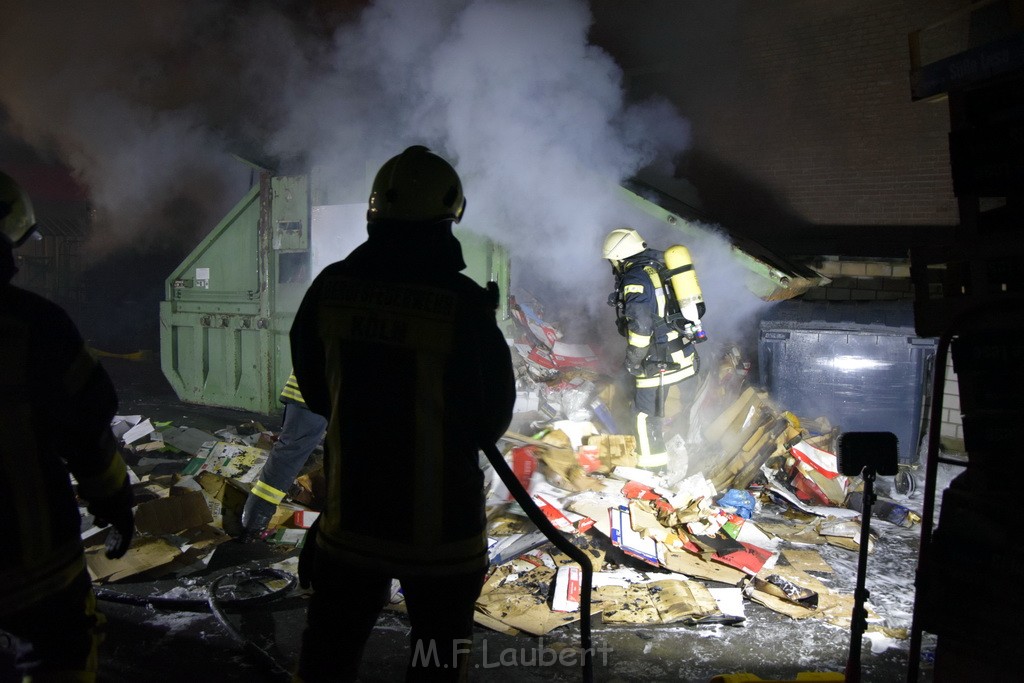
(0, 284, 127, 615)
(279, 371, 306, 405)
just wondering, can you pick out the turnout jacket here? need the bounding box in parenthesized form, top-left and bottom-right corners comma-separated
(618, 248, 697, 388)
(290, 224, 515, 576)
(0, 283, 128, 615)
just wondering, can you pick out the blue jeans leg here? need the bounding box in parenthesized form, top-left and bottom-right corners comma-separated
(242, 402, 327, 531)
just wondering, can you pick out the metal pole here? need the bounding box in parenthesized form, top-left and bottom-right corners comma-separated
(846, 469, 876, 683)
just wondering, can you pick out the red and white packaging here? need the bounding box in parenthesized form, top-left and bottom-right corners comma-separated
(790, 440, 840, 479)
(576, 444, 602, 473)
(526, 345, 558, 369)
(533, 494, 595, 534)
(551, 565, 582, 612)
(621, 480, 674, 514)
(508, 447, 538, 501)
(293, 510, 320, 529)
(549, 341, 602, 370)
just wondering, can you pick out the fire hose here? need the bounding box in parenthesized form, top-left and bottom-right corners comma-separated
(94, 567, 296, 681)
(92, 447, 595, 683)
(482, 440, 595, 683)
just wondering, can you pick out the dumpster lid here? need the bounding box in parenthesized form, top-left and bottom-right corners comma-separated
(759, 300, 922, 335)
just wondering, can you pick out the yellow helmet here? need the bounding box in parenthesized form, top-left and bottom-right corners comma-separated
(602, 227, 646, 261)
(366, 145, 466, 225)
(0, 171, 38, 247)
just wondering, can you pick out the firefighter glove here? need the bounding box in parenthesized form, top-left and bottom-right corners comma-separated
(87, 478, 135, 560)
(298, 516, 319, 589)
(625, 344, 648, 376)
(615, 317, 629, 338)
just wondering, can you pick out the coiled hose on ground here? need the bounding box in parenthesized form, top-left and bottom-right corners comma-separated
(94, 566, 296, 681)
(95, 442, 595, 683)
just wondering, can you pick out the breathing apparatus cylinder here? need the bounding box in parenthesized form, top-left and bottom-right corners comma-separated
(664, 244, 706, 341)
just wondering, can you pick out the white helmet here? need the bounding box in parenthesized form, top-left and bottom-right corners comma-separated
(602, 228, 646, 261)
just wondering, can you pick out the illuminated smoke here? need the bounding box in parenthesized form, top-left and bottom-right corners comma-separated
(0, 0, 768, 349)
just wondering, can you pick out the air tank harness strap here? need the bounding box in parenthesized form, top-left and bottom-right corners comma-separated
(663, 262, 694, 277)
(649, 329, 688, 362)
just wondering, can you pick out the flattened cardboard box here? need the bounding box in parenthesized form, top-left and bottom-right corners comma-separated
(133, 490, 213, 535)
(582, 434, 637, 471)
(747, 564, 866, 628)
(609, 505, 659, 566)
(598, 579, 719, 625)
(86, 536, 182, 583)
(85, 525, 229, 583)
(475, 564, 601, 636)
(657, 546, 748, 585)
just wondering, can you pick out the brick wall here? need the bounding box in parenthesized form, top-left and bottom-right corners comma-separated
(592, 0, 967, 232)
(711, 0, 963, 227)
(940, 353, 963, 448)
(803, 258, 914, 301)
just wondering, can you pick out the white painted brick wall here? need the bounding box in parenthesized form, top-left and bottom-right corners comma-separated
(940, 352, 963, 441)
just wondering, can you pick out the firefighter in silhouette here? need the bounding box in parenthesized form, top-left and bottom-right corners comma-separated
(603, 227, 707, 470)
(0, 170, 135, 681)
(290, 146, 515, 682)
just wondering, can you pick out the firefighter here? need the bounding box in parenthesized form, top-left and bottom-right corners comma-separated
(603, 227, 706, 470)
(289, 145, 515, 682)
(0, 170, 135, 682)
(238, 370, 327, 541)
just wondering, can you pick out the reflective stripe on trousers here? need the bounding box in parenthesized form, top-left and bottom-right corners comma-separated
(635, 411, 669, 468)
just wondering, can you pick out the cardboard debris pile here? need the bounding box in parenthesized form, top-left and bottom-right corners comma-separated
(77, 290, 920, 643)
(462, 292, 922, 636)
(82, 416, 324, 583)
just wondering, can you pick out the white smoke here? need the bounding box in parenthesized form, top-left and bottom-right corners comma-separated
(641, 218, 776, 360)
(0, 0, 769, 351)
(264, 0, 692, 298)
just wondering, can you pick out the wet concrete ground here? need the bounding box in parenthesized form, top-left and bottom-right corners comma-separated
(85, 520, 930, 683)
(3, 356, 939, 682)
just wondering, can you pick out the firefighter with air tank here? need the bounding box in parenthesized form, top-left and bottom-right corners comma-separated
(603, 227, 707, 470)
